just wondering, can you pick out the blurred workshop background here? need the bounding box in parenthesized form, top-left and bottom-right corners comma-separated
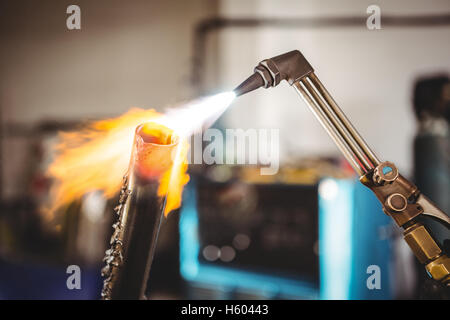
(0, 0, 449, 299)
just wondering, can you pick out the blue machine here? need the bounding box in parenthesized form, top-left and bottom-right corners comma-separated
(179, 177, 394, 300)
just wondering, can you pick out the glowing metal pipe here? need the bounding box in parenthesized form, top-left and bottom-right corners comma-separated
(101, 122, 178, 300)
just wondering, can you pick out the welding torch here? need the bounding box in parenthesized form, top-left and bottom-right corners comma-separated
(234, 50, 450, 286)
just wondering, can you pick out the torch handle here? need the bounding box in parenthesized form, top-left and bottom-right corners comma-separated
(291, 72, 450, 285)
(234, 49, 450, 286)
(293, 72, 380, 176)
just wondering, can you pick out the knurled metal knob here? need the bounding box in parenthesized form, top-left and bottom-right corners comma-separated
(373, 161, 398, 185)
(386, 193, 408, 212)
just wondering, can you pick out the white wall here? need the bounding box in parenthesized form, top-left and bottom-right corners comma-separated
(0, 0, 217, 124)
(213, 0, 450, 175)
(0, 0, 218, 198)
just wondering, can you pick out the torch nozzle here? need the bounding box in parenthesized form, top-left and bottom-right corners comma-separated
(233, 72, 266, 97)
(233, 50, 315, 97)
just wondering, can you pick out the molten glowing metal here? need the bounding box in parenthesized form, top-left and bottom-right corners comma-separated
(133, 122, 190, 216)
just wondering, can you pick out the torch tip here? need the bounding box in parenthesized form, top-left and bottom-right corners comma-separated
(233, 72, 266, 97)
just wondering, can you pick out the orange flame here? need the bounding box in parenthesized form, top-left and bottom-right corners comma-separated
(157, 136, 190, 216)
(45, 108, 189, 217)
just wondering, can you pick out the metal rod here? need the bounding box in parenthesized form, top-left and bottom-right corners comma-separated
(303, 75, 373, 172)
(293, 80, 365, 176)
(308, 73, 381, 166)
(101, 123, 178, 300)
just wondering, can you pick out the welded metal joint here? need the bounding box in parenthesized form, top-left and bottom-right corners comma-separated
(101, 175, 130, 300)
